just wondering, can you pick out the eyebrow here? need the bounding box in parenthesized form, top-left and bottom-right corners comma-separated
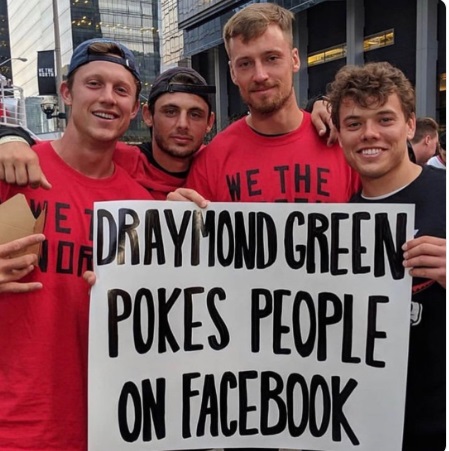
(342, 108, 398, 120)
(160, 103, 207, 112)
(234, 47, 284, 61)
(83, 72, 133, 83)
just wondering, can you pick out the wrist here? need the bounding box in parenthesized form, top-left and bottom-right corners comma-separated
(0, 135, 29, 146)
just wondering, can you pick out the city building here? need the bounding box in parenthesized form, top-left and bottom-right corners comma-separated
(0, 2, 12, 82)
(160, 0, 186, 70)
(6, 0, 160, 140)
(174, 0, 446, 132)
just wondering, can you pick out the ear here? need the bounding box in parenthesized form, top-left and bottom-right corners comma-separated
(406, 114, 416, 141)
(60, 81, 72, 106)
(292, 47, 300, 73)
(228, 60, 237, 85)
(142, 103, 154, 127)
(206, 112, 216, 133)
(130, 99, 140, 120)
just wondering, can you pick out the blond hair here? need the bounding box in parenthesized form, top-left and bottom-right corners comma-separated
(223, 3, 294, 55)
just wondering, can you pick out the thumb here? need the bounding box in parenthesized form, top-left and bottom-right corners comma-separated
(40, 172, 52, 190)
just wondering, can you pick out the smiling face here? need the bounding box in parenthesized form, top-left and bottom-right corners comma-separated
(143, 91, 214, 171)
(227, 24, 299, 116)
(337, 93, 417, 193)
(61, 60, 139, 144)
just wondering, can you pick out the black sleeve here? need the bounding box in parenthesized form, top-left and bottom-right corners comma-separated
(304, 94, 326, 113)
(0, 125, 36, 145)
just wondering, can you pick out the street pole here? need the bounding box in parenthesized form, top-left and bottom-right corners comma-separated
(52, 0, 66, 132)
(0, 57, 27, 67)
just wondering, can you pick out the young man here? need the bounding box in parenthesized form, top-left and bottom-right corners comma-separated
(409, 116, 440, 165)
(183, 3, 360, 202)
(115, 67, 216, 198)
(327, 61, 446, 451)
(0, 39, 154, 450)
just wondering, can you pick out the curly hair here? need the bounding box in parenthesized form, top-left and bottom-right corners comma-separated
(327, 62, 415, 130)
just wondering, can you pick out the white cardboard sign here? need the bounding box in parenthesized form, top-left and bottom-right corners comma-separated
(89, 201, 414, 451)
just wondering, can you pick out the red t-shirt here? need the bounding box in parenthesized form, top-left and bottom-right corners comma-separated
(186, 112, 360, 203)
(113, 141, 186, 199)
(0, 142, 153, 450)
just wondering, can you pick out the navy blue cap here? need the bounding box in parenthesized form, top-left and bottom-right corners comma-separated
(68, 38, 141, 83)
(148, 67, 216, 109)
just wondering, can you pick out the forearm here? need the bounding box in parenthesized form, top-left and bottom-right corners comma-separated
(0, 126, 50, 189)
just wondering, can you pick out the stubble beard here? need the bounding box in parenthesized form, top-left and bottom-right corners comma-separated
(154, 133, 199, 160)
(245, 85, 294, 115)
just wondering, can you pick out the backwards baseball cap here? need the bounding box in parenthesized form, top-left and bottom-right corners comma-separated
(68, 38, 141, 83)
(148, 67, 216, 110)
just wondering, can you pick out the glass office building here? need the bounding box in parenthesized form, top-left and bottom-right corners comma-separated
(7, 0, 160, 140)
(176, 0, 446, 131)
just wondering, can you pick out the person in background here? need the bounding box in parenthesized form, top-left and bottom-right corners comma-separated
(427, 130, 446, 170)
(0, 38, 154, 450)
(327, 60, 445, 451)
(183, 3, 360, 203)
(409, 116, 440, 165)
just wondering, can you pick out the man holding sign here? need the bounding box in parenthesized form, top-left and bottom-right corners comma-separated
(327, 61, 446, 451)
(0, 39, 154, 450)
(181, 3, 360, 204)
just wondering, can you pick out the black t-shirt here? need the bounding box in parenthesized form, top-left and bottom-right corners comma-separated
(351, 166, 446, 451)
(137, 141, 189, 179)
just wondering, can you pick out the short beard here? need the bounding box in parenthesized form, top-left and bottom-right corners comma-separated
(246, 86, 293, 115)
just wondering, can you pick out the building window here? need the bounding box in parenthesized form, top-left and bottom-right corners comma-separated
(439, 73, 446, 92)
(308, 29, 395, 67)
(364, 29, 394, 51)
(308, 44, 346, 66)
